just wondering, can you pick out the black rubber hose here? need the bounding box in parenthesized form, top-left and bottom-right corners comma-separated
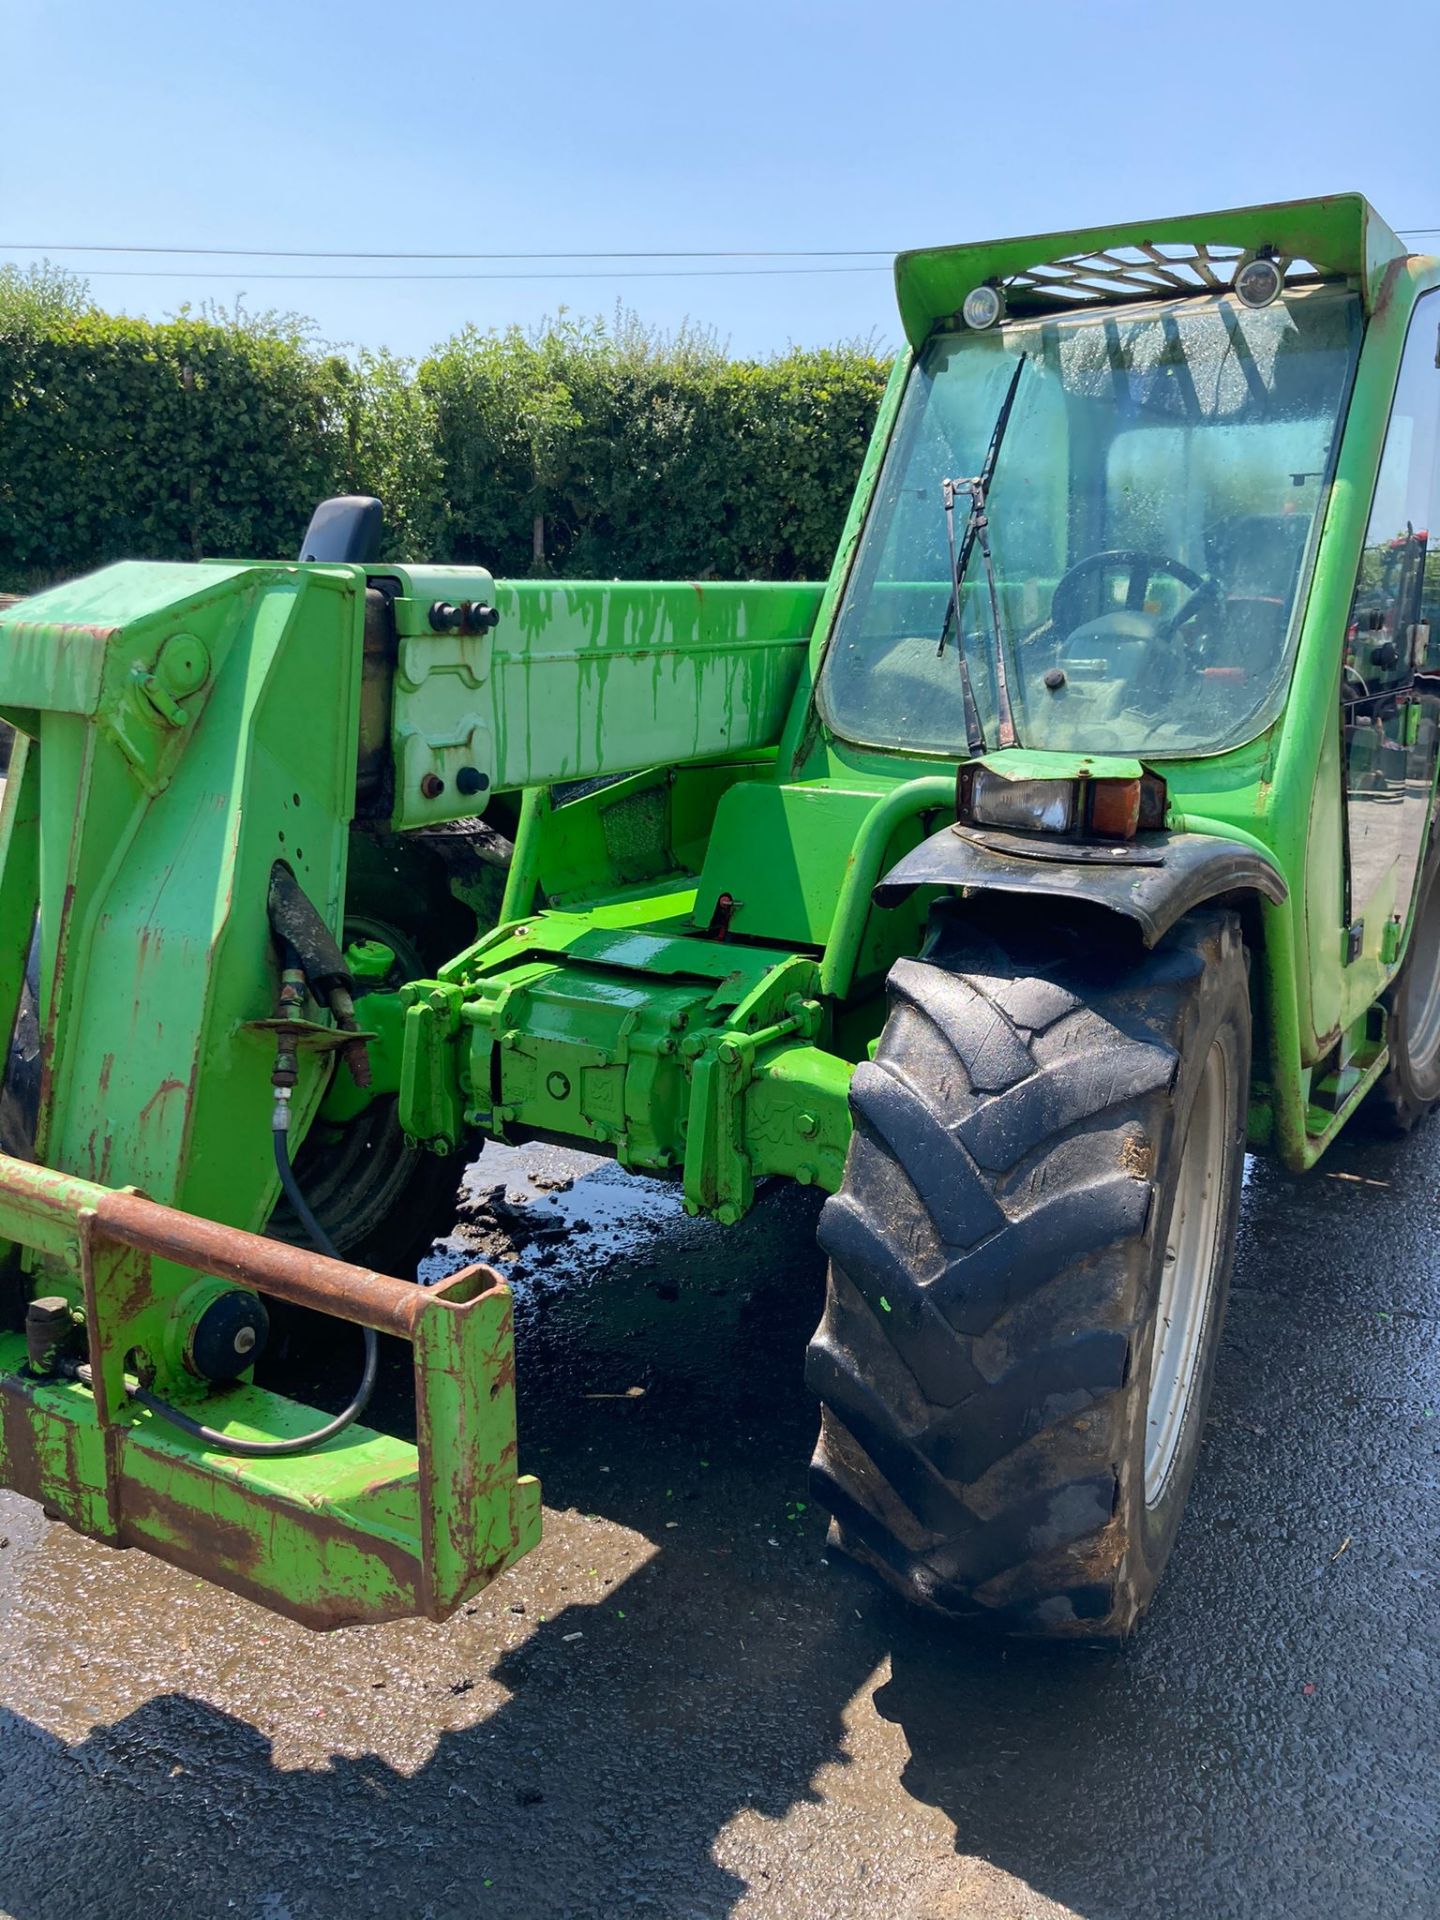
(129, 1132, 379, 1458)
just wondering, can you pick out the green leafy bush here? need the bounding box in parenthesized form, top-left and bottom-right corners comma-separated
(0, 276, 889, 591)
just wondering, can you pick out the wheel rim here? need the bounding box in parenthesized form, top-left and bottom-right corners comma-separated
(1144, 1039, 1229, 1508)
(1402, 875, 1440, 1081)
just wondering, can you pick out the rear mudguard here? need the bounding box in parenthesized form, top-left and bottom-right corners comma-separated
(873, 824, 1287, 947)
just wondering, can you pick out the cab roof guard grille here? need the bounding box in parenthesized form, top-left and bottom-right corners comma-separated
(1008, 242, 1319, 304)
(894, 194, 1410, 347)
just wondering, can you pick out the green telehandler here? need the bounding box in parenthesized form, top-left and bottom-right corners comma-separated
(1, 193, 1437, 1639)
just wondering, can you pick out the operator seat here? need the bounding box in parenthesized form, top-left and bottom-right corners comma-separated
(1203, 512, 1310, 667)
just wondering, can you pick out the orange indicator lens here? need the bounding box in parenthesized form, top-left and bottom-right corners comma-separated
(1088, 777, 1141, 839)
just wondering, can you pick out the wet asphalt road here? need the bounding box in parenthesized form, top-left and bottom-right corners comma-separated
(0, 1123, 1435, 1920)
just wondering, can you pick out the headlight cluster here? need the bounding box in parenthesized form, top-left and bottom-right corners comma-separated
(957, 766, 1166, 840)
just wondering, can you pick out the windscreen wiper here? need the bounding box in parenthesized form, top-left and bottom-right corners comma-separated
(937, 353, 1027, 753)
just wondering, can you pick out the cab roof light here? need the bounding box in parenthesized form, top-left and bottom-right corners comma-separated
(1233, 249, 1287, 309)
(961, 283, 1005, 330)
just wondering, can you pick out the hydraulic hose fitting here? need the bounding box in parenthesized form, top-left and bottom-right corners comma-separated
(326, 982, 373, 1090)
(271, 951, 307, 1095)
(266, 867, 373, 1088)
(270, 949, 306, 1127)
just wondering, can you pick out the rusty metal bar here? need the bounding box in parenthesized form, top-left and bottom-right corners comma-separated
(0, 1151, 497, 1342)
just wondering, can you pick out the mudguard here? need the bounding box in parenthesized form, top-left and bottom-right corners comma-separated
(872, 823, 1287, 948)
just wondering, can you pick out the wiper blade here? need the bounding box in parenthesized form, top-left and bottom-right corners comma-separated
(936, 352, 1028, 753)
(940, 479, 988, 754)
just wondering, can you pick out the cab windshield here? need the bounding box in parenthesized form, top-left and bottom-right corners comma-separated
(817, 286, 1362, 758)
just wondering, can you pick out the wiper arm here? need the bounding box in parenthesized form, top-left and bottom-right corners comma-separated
(940, 478, 988, 754)
(936, 353, 1028, 753)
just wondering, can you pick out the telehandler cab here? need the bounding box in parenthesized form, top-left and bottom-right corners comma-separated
(1, 194, 1436, 1639)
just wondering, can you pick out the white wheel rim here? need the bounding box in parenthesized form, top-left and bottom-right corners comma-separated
(1403, 877, 1440, 1079)
(1144, 1039, 1229, 1508)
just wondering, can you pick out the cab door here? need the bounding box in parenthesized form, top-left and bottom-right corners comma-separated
(1339, 290, 1440, 988)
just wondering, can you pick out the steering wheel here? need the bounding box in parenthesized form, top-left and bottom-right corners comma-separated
(1050, 549, 1210, 642)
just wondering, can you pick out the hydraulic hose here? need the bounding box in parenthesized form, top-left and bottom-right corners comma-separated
(129, 1131, 379, 1458)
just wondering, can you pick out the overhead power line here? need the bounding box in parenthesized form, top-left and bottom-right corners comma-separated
(4, 228, 1437, 283)
(6, 228, 1440, 257)
(0, 243, 893, 262)
(7, 229, 1440, 256)
(15, 264, 893, 284)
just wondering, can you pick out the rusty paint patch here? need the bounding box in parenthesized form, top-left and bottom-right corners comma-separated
(0, 1377, 45, 1502)
(119, 1474, 420, 1631)
(137, 1077, 186, 1125)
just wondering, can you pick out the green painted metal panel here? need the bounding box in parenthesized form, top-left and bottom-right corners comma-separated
(0, 733, 39, 1114)
(694, 781, 896, 946)
(388, 577, 823, 830)
(0, 562, 256, 715)
(535, 761, 764, 911)
(895, 193, 1408, 349)
(14, 566, 362, 1229)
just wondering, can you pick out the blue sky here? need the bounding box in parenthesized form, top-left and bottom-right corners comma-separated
(7, 0, 1440, 361)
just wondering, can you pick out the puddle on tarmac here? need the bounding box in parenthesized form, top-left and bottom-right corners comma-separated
(421, 1143, 825, 1399)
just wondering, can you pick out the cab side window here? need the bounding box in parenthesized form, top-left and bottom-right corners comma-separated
(1342, 291, 1440, 942)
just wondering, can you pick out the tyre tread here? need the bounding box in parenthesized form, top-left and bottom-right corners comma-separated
(808, 904, 1239, 1637)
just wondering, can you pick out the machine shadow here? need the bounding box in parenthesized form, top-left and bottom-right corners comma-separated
(0, 1135, 1432, 1920)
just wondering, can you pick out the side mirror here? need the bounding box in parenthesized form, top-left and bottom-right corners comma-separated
(299, 496, 384, 564)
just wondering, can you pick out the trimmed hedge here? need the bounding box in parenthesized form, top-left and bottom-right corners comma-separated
(0, 272, 890, 591)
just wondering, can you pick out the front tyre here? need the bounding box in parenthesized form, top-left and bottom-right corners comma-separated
(807, 904, 1250, 1639)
